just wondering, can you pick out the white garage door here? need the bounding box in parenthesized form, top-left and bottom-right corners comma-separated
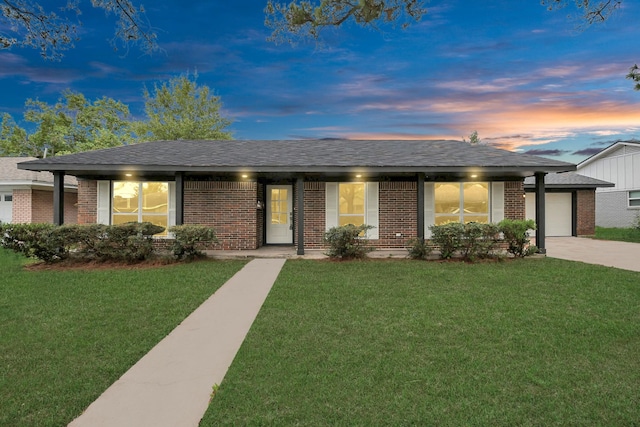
(0, 193, 13, 224)
(525, 192, 573, 237)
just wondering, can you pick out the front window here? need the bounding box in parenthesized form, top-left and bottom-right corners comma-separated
(339, 183, 365, 226)
(112, 181, 169, 235)
(434, 182, 489, 225)
(629, 190, 640, 207)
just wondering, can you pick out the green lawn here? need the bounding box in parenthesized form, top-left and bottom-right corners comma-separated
(0, 249, 246, 427)
(594, 226, 640, 243)
(203, 258, 640, 426)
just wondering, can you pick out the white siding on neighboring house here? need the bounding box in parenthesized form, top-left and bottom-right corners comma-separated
(577, 142, 640, 227)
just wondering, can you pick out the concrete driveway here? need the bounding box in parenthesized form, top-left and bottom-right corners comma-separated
(545, 237, 640, 272)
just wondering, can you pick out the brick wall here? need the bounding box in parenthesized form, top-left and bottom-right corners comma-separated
(11, 188, 77, 224)
(78, 180, 98, 224)
(301, 181, 418, 249)
(576, 190, 595, 235)
(11, 189, 32, 223)
(184, 181, 258, 250)
(299, 181, 326, 249)
(505, 181, 525, 220)
(376, 181, 417, 248)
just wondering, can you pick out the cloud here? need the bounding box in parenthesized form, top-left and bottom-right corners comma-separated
(573, 147, 605, 156)
(0, 52, 82, 84)
(524, 149, 570, 156)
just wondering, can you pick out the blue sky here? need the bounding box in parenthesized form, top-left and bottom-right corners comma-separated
(1, 0, 639, 164)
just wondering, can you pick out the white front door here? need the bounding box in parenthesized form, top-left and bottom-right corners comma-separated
(0, 193, 12, 224)
(266, 185, 293, 244)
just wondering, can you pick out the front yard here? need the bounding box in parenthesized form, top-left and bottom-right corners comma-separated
(203, 258, 640, 426)
(2, 249, 639, 426)
(0, 249, 246, 426)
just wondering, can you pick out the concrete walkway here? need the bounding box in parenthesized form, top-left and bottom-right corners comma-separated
(69, 258, 286, 427)
(546, 237, 640, 272)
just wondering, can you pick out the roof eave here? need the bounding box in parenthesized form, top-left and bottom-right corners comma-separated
(18, 163, 576, 175)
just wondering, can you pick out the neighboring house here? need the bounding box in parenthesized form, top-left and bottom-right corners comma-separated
(524, 172, 613, 236)
(576, 140, 640, 228)
(18, 139, 575, 254)
(0, 157, 78, 224)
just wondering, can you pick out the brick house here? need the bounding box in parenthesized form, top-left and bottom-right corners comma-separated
(524, 172, 613, 236)
(0, 157, 78, 224)
(18, 139, 576, 254)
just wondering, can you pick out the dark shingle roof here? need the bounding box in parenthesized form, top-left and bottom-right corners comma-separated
(18, 139, 575, 176)
(524, 172, 613, 189)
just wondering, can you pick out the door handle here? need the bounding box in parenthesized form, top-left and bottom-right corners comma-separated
(289, 211, 294, 230)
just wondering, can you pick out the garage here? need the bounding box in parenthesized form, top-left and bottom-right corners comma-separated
(524, 172, 614, 237)
(525, 192, 572, 236)
(0, 192, 12, 224)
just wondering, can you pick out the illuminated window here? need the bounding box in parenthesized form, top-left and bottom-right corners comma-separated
(112, 181, 169, 235)
(434, 182, 489, 225)
(339, 183, 365, 227)
(270, 188, 289, 224)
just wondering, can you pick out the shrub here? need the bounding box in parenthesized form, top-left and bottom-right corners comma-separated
(460, 222, 500, 261)
(633, 213, 640, 231)
(323, 224, 374, 259)
(0, 222, 165, 263)
(91, 222, 165, 261)
(169, 225, 218, 260)
(498, 219, 537, 257)
(0, 223, 68, 262)
(429, 222, 464, 259)
(406, 237, 432, 260)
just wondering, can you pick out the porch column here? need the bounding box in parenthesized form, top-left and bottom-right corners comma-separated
(175, 172, 184, 225)
(535, 172, 547, 254)
(417, 173, 425, 241)
(296, 176, 305, 255)
(53, 171, 65, 225)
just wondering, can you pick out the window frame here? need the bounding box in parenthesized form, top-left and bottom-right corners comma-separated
(325, 182, 379, 239)
(629, 190, 640, 208)
(433, 181, 491, 225)
(97, 180, 175, 237)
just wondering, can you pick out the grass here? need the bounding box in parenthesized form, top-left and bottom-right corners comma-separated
(594, 226, 640, 243)
(0, 249, 246, 427)
(203, 258, 640, 426)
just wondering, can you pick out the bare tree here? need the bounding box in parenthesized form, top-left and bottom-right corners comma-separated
(0, 0, 158, 60)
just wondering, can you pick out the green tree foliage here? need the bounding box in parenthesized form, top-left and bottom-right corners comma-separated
(133, 73, 233, 141)
(626, 65, 640, 91)
(266, 0, 622, 43)
(265, 0, 426, 43)
(1, 91, 132, 157)
(0, 113, 29, 156)
(0, 0, 158, 60)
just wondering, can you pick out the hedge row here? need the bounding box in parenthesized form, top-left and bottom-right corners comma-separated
(0, 223, 218, 263)
(408, 219, 537, 260)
